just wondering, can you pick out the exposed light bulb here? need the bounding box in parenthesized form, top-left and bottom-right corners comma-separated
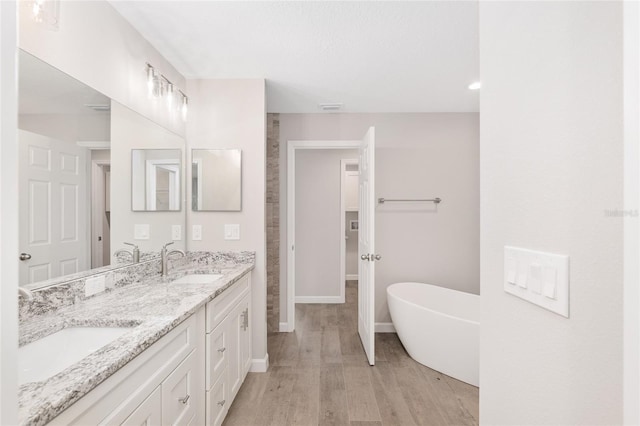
(468, 81, 481, 90)
(166, 82, 174, 106)
(181, 94, 188, 121)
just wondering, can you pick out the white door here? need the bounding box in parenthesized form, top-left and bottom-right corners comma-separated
(358, 127, 376, 365)
(19, 130, 88, 285)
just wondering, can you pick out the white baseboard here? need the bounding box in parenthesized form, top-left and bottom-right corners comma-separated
(346, 274, 358, 281)
(295, 296, 343, 304)
(279, 322, 293, 332)
(250, 353, 269, 373)
(375, 322, 396, 333)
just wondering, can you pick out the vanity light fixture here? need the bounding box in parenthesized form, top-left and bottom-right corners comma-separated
(468, 81, 481, 90)
(32, 0, 59, 30)
(145, 62, 189, 119)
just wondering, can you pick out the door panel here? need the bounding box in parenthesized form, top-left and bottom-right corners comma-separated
(19, 130, 88, 284)
(358, 127, 376, 366)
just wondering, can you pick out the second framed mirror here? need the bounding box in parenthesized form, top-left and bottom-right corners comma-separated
(192, 149, 242, 211)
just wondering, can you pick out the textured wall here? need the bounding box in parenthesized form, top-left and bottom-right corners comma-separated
(266, 113, 280, 332)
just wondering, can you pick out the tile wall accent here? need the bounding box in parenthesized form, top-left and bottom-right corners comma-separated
(266, 113, 280, 332)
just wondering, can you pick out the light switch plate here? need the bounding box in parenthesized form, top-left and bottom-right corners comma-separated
(224, 224, 240, 240)
(192, 225, 202, 241)
(504, 246, 569, 318)
(172, 225, 182, 241)
(134, 224, 150, 240)
(85, 275, 106, 297)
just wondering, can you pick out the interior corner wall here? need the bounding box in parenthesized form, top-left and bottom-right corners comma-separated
(0, 1, 19, 423)
(479, 2, 624, 424)
(278, 113, 479, 324)
(18, 0, 186, 136)
(185, 79, 267, 365)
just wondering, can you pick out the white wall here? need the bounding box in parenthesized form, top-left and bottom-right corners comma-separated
(18, 0, 185, 136)
(18, 113, 109, 143)
(0, 1, 19, 423)
(295, 149, 357, 301)
(624, 3, 640, 424)
(185, 79, 267, 370)
(111, 101, 185, 255)
(479, 2, 624, 424)
(279, 113, 479, 323)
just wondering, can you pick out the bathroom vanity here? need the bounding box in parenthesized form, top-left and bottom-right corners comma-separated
(18, 251, 254, 426)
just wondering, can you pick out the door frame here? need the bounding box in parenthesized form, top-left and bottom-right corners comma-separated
(341, 159, 359, 286)
(285, 140, 361, 332)
(91, 159, 110, 268)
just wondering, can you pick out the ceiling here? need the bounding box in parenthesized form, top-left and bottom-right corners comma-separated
(110, 1, 479, 113)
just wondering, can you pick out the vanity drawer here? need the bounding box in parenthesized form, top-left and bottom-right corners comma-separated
(206, 273, 250, 333)
(162, 349, 198, 426)
(206, 321, 228, 390)
(205, 374, 228, 426)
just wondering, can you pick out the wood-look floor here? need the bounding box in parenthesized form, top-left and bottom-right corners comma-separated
(223, 282, 479, 426)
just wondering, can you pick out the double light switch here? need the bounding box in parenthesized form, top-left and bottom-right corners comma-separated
(504, 246, 569, 318)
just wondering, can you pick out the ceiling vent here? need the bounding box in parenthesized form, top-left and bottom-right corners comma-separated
(84, 104, 111, 112)
(318, 103, 343, 111)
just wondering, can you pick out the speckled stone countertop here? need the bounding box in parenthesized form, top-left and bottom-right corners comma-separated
(18, 253, 254, 426)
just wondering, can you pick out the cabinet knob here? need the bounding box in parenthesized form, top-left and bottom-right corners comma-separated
(178, 394, 190, 405)
(217, 347, 226, 353)
(217, 399, 226, 407)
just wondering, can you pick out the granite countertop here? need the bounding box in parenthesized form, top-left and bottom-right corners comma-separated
(18, 259, 254, 426)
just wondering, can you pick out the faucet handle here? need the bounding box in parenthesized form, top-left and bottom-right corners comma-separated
(162, 241, 175, 250)
(124, 242, 138, 249)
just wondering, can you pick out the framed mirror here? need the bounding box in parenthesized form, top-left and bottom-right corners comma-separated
(132, 149, 182, 211)
(192, 149, 242, 211)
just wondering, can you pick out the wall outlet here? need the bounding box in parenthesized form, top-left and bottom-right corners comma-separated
(134, 224, 150, 240)
(85, 275, 106, 297)
(172, 225, 182, 241)
(224, 224, 240, 240)
(192, 225, 202, 241)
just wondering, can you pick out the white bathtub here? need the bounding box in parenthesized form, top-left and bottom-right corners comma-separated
(387, 282, 479, 387)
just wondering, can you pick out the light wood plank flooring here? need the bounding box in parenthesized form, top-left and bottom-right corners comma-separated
(224, 282, 479, 426)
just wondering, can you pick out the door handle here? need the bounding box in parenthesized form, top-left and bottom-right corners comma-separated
(20, 253, 32, 261)
(374, 254, 382, 261)
(360, 254, 370, 261)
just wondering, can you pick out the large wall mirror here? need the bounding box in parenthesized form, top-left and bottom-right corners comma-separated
(192, 149, 242, 211)
(18, 50, 186, 289)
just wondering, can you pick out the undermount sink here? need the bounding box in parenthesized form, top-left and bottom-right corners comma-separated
(19, 327, 131, 385)
(170, 274, 224, 285)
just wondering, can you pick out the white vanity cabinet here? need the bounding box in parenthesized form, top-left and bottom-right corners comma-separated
(204, 273, 252, 426)
(48, 271, 254, 426)
(50, 310, 205, 426)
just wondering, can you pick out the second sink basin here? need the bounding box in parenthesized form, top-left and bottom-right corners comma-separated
(19, 327, 131, 385)
(170, 274, 224, 285)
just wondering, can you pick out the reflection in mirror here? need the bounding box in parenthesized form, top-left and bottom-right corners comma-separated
(18, 50, 111, 286)
(192, 149, 242, 211)
(132, 149, 182, 211)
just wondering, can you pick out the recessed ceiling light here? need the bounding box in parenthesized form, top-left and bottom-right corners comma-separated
(319, 103, 343, 111)
(468, 81, 481, 90)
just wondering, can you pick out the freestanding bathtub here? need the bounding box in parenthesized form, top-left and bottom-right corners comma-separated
(387, 282, 479, 387)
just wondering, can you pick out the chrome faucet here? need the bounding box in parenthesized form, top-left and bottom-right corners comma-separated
(18, 286, 34, 301)
(161, 242, 185, 277)
(114, 242, 140, 264)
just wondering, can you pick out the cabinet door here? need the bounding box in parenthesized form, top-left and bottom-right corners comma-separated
(162, 350, 198, 426)
(205, 374, 227, 426)
(239, 296, 252, 378)
(121, 386, 161, 426)
(227, 305, 242, 401)
(206, 321, 228, 390)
